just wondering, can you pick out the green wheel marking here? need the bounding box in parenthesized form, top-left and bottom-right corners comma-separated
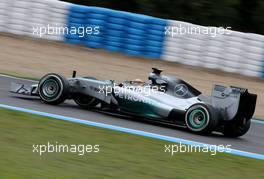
(41, 79, 60, 99)
(188, 108, 207, 129)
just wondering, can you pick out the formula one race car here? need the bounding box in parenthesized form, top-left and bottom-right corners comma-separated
(10, 68, 257, 137)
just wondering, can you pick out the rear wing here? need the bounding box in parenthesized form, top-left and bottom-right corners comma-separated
(10, 82, 38, 96)
(212, 85, 257, 121)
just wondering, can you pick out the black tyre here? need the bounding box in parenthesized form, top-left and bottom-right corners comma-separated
(222, 118, 251, 137)
(185, 104, 218, 134)
(38, 73, 69, 105)
(74, 94, 100, 109)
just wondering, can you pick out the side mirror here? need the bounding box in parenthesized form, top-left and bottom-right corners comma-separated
(72, 71, 77, 78)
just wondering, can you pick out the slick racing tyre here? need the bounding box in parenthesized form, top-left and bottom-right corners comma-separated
(185, 104, 218, 134)
(38, 73, 69, 105)
(74, 94, 100, 108)
(222, 118, 251, 137)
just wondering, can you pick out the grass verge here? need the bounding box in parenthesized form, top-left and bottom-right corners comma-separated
(0, 72, 39, 81)
(0, 108, 263, 179)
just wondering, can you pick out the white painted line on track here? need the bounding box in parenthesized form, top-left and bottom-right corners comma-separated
(0, 103, 263, 160)
(0, 74, 37, 82)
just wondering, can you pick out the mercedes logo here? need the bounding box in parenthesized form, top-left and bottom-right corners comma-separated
(174, 84, 188, 97)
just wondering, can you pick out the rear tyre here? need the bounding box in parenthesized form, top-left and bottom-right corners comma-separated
(222, 118, 251, 137)
(74, 94, 100, 109)
(185, 104, 218, 134)
(38, 73, 69, 105)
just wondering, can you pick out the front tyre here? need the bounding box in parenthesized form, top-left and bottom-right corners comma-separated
(38, 73, 69, 105)
(222, 118, 251, 137)
(185, 104, 218, 134)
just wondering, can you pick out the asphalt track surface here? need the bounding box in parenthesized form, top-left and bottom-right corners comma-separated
(0, 75, 264, 155)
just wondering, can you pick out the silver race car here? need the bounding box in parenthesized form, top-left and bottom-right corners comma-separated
(10, 68, 257, 137)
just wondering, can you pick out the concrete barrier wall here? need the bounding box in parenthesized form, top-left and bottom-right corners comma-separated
(0, 0, 263, 78)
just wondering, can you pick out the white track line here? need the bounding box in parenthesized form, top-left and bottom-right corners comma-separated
(0, 103, 263, 160)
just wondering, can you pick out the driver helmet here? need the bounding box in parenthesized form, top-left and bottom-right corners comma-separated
(131, 79, 144, 85)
